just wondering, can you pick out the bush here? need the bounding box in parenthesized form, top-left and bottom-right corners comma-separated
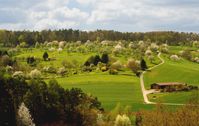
(57, 67, 67, 76)
(170, 55, 180, 61)
(29, 69, 41, 79)
(43, 66, 57, 73)
(111, 61, 123, 70)
(27, 56, 36, 66)
(145, 49, 152, 56)
(109, 69, 118, 75)
(12, 71, 25, 79)
(1, 55, 12, 66)
(114, 114, 131, 126)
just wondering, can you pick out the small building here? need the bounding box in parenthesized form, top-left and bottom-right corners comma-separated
(151, 82, 186, 90)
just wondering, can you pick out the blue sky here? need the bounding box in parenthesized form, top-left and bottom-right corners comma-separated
(0, 0, 199, 32)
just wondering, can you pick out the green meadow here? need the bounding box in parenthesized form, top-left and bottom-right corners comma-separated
(144, 50, 199, 104)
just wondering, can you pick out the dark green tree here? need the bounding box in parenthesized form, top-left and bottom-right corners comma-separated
(101, 53, 109, 64)
(140, 59, 148, 71)
(93, 55, 101, 66)
(43, 52, 49, 61)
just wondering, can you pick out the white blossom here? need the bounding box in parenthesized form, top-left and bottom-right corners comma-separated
(170, 55, 180, 61)
(29, 69, 41, 79)
(114, 114, 131, 126)
(145, 49, 152, 56)
(12, 71, 24, 79)
(18, 102, 35, 126)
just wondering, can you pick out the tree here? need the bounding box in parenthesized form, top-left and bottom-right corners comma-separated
(17, 102, 35, 126)
(93, 55, 101, 66)
(140, 59, 148, 70)
(0, 77, 17, 126)
(27, 57, 36, 66)
(29, 69, 41, 79)
(101, 53, 109, 64)
(127, 59, 140, 76)
(43, 52, 48, 61)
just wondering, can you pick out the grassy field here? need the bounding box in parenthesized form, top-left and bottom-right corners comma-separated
(46, 72, 154, 111)
(148, 91, 198, 103)
(144, 52, 199, 103)
(14, 46, 199, 110)
(144, 54, 199, 89)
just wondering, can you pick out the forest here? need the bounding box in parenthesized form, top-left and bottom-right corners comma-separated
(1, 29, 199, 47)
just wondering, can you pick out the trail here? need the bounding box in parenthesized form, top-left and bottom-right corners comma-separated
(140, 53, 184, 106)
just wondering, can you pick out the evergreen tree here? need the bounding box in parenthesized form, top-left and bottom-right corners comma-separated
(43, 52, 48, 61)
(93, 55, 101, 66)
(140, 59, 148, 70)
(101, 54, 109, 64)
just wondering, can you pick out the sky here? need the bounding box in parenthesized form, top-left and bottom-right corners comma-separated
(0, 0, 199, 32)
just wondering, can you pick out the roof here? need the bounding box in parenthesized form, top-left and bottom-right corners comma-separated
(154, 82, 185, 86)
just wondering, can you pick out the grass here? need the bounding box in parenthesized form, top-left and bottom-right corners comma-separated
(15, 48, 95, 68)
(46, 72, 154, 111)
(144, 52, 199, 104)
(15, 46, 199, 110)
(144, 54, 199, 89)
(148, 91, 199, 103)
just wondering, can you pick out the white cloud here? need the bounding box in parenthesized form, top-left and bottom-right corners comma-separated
(1, 0, 199, 32)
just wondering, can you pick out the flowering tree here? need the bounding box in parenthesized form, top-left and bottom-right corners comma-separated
(114, 114, 131, 126)
(170, 55, 180, 61)
(29, 69, 41, 79)
(18, 102, 35, 126)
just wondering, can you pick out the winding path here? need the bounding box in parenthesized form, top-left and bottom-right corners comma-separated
(140, 53, 184, 106)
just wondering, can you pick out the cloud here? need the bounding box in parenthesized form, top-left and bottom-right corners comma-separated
(0, 0, 88, 30)
(0, 0, 199, 32)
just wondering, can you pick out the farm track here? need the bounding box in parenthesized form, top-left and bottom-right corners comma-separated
(140, 53, 185, 106)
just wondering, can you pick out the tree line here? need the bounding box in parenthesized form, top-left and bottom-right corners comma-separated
(1, 29, 199, 47)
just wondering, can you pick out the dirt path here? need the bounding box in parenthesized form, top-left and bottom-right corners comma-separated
(140, 53, 184, 106)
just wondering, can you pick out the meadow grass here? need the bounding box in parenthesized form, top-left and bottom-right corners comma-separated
(144, 53, 199, 104)
(45, 72, 154, 111)
(144, 54, 199, 89)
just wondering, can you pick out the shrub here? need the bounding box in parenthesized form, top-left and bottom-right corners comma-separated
(147, 55, 155, 63)
(35, 42, 40, 48)
(57, 48, 63, 53)
(62, 60, 73, 69)
(59, 41, 65, 48)
(111, 61, 123, 70)
(170, 55, 180, 61)
(194, 57, 199, 63)
(145, 49, 152, 56)
(43, 66, 57, 73)
(114, 114, 131, 126)
(49, 47, 55, 52)
(29, 69, 41, 79)
(181, 49, 192, 60)
(150, 43, 159, 52)
(109, 69, 118, 75)
(57, 67, 67, 76)
(101, 66, 108, 72)
(12, 71, 25, 79)
(27, 56, 36, 65)
(1, 55, 12, 66)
